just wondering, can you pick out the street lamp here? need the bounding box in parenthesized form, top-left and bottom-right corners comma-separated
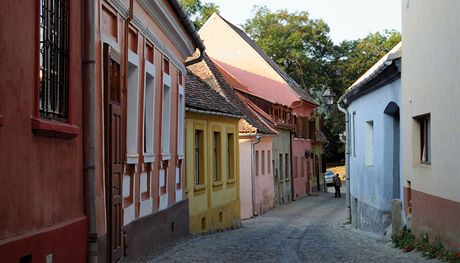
(322, 88, 336, 106)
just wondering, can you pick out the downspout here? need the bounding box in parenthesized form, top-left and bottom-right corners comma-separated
(289, 130, 295, 201)
(82, 0, 97, 261)
(251, 134, 261, 216)
(337, 102, 351, 222)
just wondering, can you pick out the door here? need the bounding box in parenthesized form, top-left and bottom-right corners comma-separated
(104, 44, 124, 262)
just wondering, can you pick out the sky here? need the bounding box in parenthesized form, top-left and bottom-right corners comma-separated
(201, 0, 401, 44)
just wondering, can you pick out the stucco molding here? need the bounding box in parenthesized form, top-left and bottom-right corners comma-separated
(131, 15, 187, 74)
(137, 0, 195, 57)
(106, 0, 129, 18)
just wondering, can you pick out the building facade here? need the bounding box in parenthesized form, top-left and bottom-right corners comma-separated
(187, 54, 277, 219)
(0, 1, 87, 262)
(184, 72, 242, 234)
(199, 13, 322, 205)
(402, 0, 460, 250)
(85, 0, 203, 261)
(339, 43, 402, 234)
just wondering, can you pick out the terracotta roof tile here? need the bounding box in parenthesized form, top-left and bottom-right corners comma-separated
(187, 53, 277, 134)
(185, 70, 242, 118)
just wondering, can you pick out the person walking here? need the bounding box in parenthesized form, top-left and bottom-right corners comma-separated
(333, 173, 342, 198)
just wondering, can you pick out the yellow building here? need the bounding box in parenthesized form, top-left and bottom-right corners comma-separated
(184, 71, 243, 234)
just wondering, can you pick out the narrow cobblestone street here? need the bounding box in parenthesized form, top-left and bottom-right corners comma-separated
(144, 193, 439, 263)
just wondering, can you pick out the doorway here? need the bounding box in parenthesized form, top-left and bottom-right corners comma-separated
(103, 44, 124, 262)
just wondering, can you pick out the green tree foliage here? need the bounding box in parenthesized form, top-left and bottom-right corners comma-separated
(243, 6, 334, 98)
(243, 6, 401, 162)
(180, 0, 219, 29)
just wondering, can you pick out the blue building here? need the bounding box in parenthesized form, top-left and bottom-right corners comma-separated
(338, 43, 402, 235)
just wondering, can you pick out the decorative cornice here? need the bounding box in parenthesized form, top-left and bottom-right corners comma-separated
(106, 0, 129, 18)
(131, 13, 187, 74)
(137, 0, 195, 57)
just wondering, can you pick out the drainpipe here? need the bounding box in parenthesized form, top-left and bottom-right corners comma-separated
(289, 130, 295, 201)
(251, 134, 261, 216)
(337, 102, 351, 222)
(82, 0, 97, 262)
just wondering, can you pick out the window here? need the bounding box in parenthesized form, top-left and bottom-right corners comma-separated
(255, 151, 259, 176)
(39, 0, 70, 120)
(161, 61, 171, 160)
(352, 112, 356, 157)
(127, 50, 140, 163)
(285, 153, 289, 180)
(143, 59, 155, 163)
(294, 157, 298, 178)
(177, 83, 185, 160)
(416, 114, 431, 164)
(227, 133, 234, 179)
(194, 130, 204, 185)
(279, 154, 283, 179)
(213, 132, 222, 181)
(261, 150, 265, 175)
(365, 121, 374, 166)
(267, 150, 271, 174)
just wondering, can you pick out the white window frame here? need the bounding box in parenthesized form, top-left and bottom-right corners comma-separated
(161, 72, 172, 160)
(127, 50, 140, 164)
(143, 59, 156, 163)
(177, 84, 185, 160)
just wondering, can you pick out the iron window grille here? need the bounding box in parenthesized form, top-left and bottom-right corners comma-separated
(39, 0, 70, 121)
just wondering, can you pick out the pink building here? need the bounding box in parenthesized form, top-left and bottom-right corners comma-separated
(199, 13, 323, 203)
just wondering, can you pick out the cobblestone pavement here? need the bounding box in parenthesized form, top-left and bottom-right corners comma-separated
(144, 193, 439, 263)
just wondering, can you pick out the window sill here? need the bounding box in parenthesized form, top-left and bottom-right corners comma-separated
(126, 153, 139, 164)
(144, 152, 155, 163)
(194, 184, 206, 193)
(213, 181, 223, 187)
(31, 117, 80, 139)
(226, 178, 235, 185)
(417, 162, 431, 166)
(285, 177, 290, 182)
(161, 152, 171, 161)
(0, 114, 4, 127)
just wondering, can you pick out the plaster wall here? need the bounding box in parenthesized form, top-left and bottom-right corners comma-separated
(239, 139, 253, 219)
(254, 136, 276, 215)
(185, 113, 241, 234)
(347, 78, 401, 234)
(292, 139, 312, 199)
(402, 0, 460, 249)
(0, 0, 86, 260)
(199, 13, 299, 106)
(272, 129, 292, 204)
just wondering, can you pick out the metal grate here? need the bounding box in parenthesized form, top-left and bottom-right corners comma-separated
(39, 0, 70, 120)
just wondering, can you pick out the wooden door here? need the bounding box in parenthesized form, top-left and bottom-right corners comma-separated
(104, 44, 124, 262)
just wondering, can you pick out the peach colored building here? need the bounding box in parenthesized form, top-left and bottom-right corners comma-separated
(188, 54, 277, 219)
(85, 0, 203, 261)
(402, 0, 460, 251)
(199, 13, 323, 204)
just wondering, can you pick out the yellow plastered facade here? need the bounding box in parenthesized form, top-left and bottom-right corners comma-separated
(185, 112, 241, 234)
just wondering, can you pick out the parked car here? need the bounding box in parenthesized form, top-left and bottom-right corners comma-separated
(324, 170, 335, 187)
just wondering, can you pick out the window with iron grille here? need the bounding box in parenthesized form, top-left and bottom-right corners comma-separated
(39, 0, 70, 121)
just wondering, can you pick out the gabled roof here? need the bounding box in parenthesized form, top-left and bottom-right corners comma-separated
(185, 70, 243, 118)
(187, 53, 277, 135)
(339, 42, 402, 106)
(216, 14, 317, 106)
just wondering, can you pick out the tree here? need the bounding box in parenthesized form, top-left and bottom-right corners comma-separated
(243, 6, 401, 163)
(243, 6, 335, 98)
(181, 0, 219, 29)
